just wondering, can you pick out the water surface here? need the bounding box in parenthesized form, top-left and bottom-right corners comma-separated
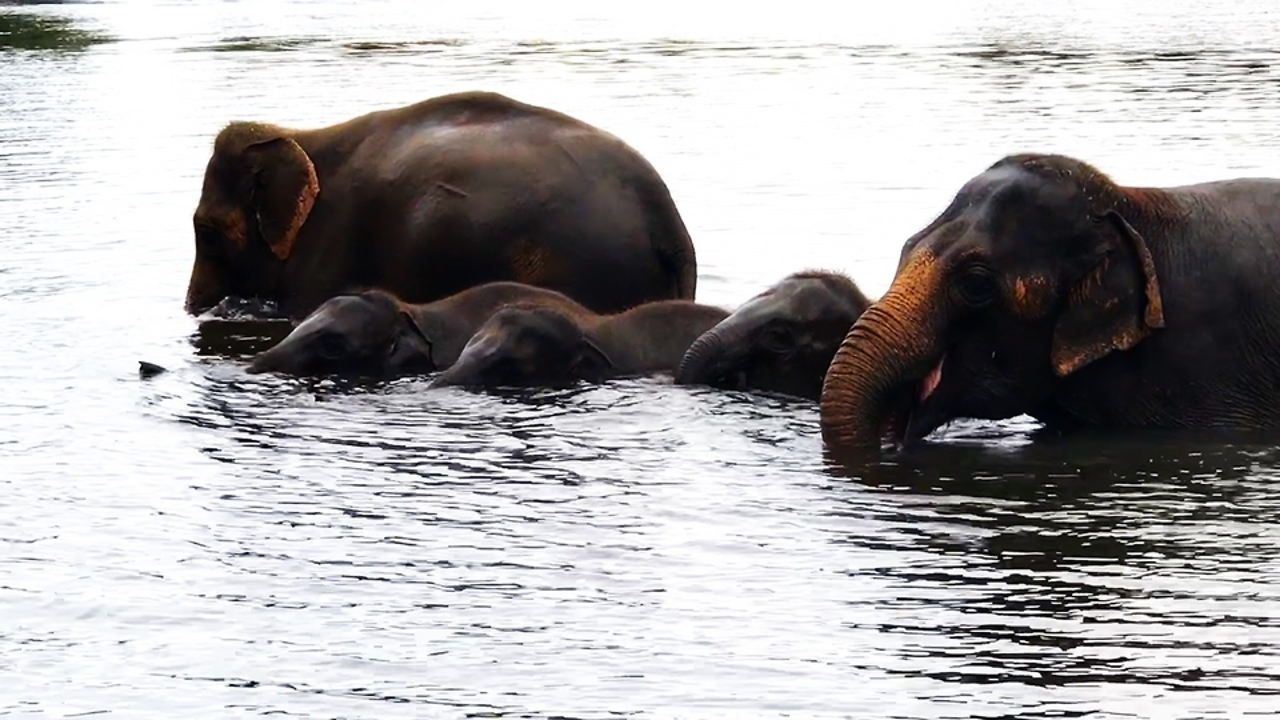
(5, 1, 1280, 717)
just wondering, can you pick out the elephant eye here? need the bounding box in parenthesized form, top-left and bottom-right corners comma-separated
(760, 324, 794, 353)
(317, 332, 347, 360)
(958, 266, 1000, 307)
(195, 224, 225, 257)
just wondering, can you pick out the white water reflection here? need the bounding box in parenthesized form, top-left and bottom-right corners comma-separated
(5, 1, 1280, 717)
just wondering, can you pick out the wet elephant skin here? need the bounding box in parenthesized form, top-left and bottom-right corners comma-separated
(432, 299, 729, 389)
(820, 153, 1280, 455)
(246, 282, 591, 377)
(675, 270, 872, 400)
(187, 91, 698, 321)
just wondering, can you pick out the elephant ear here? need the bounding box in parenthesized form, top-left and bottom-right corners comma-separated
(397, 311, 437, 368)
(572, 337, 615, 379)
(1051, 210, 1165, 377)
(244, 137, 319, 261)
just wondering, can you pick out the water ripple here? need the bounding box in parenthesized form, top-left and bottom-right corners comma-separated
(7, 1, 1280, 717)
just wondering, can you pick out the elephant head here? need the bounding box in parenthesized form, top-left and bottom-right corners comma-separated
(186, 122, 319, 316)
(820, 154, 1165, 451)
(675, 271, 871, 400)
(430, 305, 614, 389)
(246, 290, 435, 376)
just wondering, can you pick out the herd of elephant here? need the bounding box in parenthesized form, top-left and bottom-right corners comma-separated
(185, 90, 1280, 459)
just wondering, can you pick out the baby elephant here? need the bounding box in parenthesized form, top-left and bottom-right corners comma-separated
(430, 300, 730, 388)
(675, 271, 872, 400)
(245, 282, 590, 376)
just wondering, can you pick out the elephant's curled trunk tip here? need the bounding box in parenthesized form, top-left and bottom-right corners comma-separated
(674, 329, 721, 385)
(819, 289, 938, 452)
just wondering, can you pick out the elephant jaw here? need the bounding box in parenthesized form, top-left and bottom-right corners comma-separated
(880, 355, 946, 448)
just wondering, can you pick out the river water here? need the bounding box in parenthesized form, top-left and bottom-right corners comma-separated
(5, 1, 1280, 717)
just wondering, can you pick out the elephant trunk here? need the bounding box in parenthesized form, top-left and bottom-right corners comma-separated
(675, 296, 778, 388)
(675, 326, 737, 387)
(245, 340, 289, 374)
(429, 334, 499, 388)
(185, 259, 227, 316)
(819, 252, 945, 451)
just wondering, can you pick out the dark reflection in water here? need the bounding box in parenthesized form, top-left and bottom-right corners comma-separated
(190, 318, 295, 356)
(824, 431, 1280, 701)
(0, 9, 113, 52)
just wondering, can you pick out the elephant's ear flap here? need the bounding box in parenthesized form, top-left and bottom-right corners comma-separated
(398, 311, 436, 367)
(245, 137, 319, 261)
(574, 337, 615, 379)
(1051, 210, 1165, 377)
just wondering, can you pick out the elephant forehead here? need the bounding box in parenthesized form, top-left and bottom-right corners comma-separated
(790, 280, 847, 314)
(741, 281, 829, 324)
(298, 297, 376, 334)
(458, 326, 508, 359)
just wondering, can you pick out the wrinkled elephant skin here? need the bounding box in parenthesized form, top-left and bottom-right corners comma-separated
(821, 153, 1280, 454)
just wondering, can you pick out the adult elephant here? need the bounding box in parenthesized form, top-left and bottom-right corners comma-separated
(675, 270, 871, 400)
(820, 153, 1280, 452)
(186, 91, 697, 319)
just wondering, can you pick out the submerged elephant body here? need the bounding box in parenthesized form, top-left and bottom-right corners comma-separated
(821, 153, 1280, 453)
(188, 91, 697, 319)
(432, 300, 730, 388)
(675, 271, 871, 400)
(246, 282, 591, 376)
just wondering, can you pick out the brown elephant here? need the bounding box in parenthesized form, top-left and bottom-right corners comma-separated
(820, 153, 1280, 454)
(245, 281, 591, 376)
(431, 300, 729, 388)
(187, 91, 697, 320)
(675, 271, 872, 400)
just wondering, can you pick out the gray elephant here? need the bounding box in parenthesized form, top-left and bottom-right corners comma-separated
(820, 153, 1280, 454)
(188, 91, 697, 320)
(431, 300, 729, 388)
(246, 282, 590, 376)
(674, 271, 872, 400)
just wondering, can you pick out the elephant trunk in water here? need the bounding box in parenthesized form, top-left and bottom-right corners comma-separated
(430, 333, 502, 388)
(675, 324, 738, 387)
(675, 290, 793, 388)
(819, 251, 946, 450)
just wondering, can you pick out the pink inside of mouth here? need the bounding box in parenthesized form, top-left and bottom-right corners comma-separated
(878, 356, 946, 449)
(878, 356, 945, 448)
(919, 356, 944, 402)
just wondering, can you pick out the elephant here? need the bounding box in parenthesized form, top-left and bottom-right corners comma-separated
(674, 270, 872, 400)
(245, 281, 590, 376)
(187, 91, 697, 320)
(430, 300, 729, 388)
(820, 153, 1280, 453)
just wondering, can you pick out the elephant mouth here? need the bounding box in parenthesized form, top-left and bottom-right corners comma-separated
(880, 355, 946, 448)
(710, 369, 752, 392)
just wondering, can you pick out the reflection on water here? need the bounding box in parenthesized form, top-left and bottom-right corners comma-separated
(191, 318, 294, 357)
(6, 0, 1280, 717)
(0, 9, 113, 52)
